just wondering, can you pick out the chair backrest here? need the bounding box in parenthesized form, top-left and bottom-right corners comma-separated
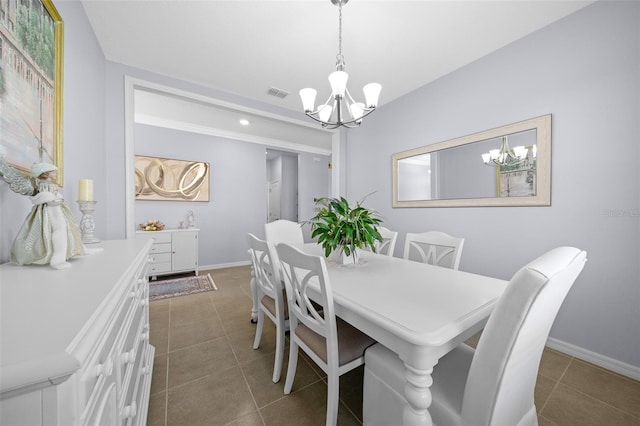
(375, 226, 398, 257)
(276, 243, 338, 360)
(403, 231, 465, 269)
(461, 247, 587, 426)
(247, 233, 286, 315)
(264, 220, 304, 245)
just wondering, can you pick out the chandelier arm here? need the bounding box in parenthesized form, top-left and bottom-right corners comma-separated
(344, 88, 357, 106)
(309, 93, 335, 116)
(305, 108, 373, 129)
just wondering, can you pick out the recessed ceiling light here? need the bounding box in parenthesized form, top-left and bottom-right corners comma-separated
(239, 118, 250, 126)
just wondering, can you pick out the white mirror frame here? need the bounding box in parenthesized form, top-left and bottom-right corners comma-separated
(392, 114, 551, 208)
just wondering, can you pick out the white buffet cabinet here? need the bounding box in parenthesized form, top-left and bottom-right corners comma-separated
(0, 239, 155, 426)
(135, 228, 199, 277)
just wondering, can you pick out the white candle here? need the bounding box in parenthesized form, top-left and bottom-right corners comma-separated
(78, 179, 94, 201)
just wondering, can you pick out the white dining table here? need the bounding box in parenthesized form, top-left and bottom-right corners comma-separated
(250, 244, 508, 426)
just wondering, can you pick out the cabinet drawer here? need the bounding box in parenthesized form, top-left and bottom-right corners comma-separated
(150, 253, 171, 264)
(122, 343, 153, 426)
(117, 303, 146, 393)
(148, 232, 171, 244)
(82, 379, 118, 426)
(80, 293, 136, 408)
(149, 262, 171, 274)
(149, 243, 171, 254)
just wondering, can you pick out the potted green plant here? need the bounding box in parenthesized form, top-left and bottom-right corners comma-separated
(308, 195, 383, 264)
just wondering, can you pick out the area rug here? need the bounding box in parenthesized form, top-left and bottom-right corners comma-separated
(149, 273, 217, 301)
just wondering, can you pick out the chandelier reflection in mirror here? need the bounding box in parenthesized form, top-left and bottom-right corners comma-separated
(481, 136, 537, 167)
(299, 0, 381, 129)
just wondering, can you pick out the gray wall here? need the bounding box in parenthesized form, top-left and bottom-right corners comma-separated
(344, 1, 639, 368)
(135, 124, 267, 266)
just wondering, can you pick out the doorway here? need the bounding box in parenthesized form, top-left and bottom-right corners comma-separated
(266, 149, 298, 223)
(268, 180, 281, 222)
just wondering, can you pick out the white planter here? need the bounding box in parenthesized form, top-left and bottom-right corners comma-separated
(329, 248, 360, 265)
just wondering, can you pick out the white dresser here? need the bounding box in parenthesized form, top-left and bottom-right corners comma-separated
(0, 239, 155, 426)
(135, 228, 199, 277)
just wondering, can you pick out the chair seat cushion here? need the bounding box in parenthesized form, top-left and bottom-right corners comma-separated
(295, 318, 375, 366)
(260, 292, 289, 319)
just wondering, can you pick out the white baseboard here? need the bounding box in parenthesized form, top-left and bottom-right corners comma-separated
(546, 337, 640, 381)
(200, 260, 251, 270)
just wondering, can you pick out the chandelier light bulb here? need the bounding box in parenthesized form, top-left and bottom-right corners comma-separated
(363, 83, 381, 108)
(328, 71, 349, 98)
(513, 146, 528, 159)
(349, 102, 365, 121)
(300, 88, 317, 112)
(318, 104, 333, 122)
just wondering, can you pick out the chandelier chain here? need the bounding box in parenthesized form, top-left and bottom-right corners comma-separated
(336, 1, 345, 70)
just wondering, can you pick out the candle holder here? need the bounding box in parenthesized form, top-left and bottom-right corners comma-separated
(77, 200, 101, 244)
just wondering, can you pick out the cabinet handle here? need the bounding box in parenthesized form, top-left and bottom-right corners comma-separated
(122, 401, 137, 419)
(95, 358, 114, 378)
(120, 348, 137, 365)
(141, 331, 150, 342)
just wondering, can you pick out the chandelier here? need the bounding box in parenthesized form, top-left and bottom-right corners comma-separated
(481, 136, 535, 166)
(299, 0, 381, 129)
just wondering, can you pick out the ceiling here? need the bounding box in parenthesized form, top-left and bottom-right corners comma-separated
(80, 0, 594, 152)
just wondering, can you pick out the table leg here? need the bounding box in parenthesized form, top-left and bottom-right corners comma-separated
(250, 265, 258, 323)
(402, 361, 434, 426)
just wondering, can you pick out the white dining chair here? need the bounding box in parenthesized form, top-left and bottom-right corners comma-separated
(264, 219, 304, 245)
(374, 226, 398, 257)
(276, 242, 376, 426)
(403, 231, 465, 269)
(247, 233, 289, 383)
(363, 246, 587, 426)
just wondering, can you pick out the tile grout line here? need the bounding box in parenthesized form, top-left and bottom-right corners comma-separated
(211, 290, 267, 425)
(538, 354, 573, 416)
(163, 298, 173, 426)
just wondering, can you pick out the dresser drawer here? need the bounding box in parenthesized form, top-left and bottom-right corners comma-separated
(149, 262, 171, 274)
(121, 342, 153, 426)
(79, 291, 136, 409)
(149, 242, 171, 254)
(150, 252, 171, 264)
(117, 302, 146, 394)
(81, 379, 118, 426)
(148, 232, 171, 244)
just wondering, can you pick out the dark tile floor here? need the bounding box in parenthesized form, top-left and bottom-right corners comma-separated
(147, 265, 640, 426)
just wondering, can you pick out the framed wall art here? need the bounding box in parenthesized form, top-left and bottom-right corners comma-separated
(496, 145, 537, 198)
(135, 155, 210, 202)
(0, 0, 64, 183)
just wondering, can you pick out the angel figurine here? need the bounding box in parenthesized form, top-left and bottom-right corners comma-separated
(0, 155, 87, 269)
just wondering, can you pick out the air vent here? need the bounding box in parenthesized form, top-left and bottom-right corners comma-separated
(267, 86, 289, 99)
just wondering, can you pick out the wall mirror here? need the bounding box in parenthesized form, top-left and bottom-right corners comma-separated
(393, 114, 551, 207)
